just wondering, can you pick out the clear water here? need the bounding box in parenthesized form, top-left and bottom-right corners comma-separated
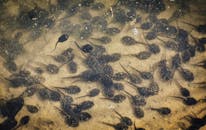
(0, 0, 206, 130)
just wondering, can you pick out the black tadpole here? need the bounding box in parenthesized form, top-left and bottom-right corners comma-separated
(191, 59, 206, 69)
(100, 94, 126, 103)
(0, 118, 17, 130)
(76, 88, 100, 98)
(174, 80, 190, 97)
(113, 110, 132, 126)
(55, 85, 81, 95)
(178, 67, 194, 82)
(130, 66, 153, 80)
(150, 107, 171, 115)
(53, 34, 69, 52)
(14, 115, 30, 130)
(54, 106, 79, 127)
(169, 96, 198, 106)
(100, 122, 129, 130)
(189, 81, 206, 88)
(74, 41, 93, 53)
(119, 63, 142, 84)
(91, 36, 112, 44)
(181, 21, 206, 34)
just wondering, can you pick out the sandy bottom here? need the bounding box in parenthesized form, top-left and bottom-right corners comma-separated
(0, 0, 206, 130)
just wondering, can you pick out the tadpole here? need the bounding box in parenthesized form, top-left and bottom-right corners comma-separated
(134, 107, 144, 119)
(113, 110, 132, 126)
(105, 27, 121, 35)
(189, 81, 206, 88)
(67, 61, 78, 73)
(145, 31, 157, 40)
(55, 107, 79, 127)
(53, 34, 69, 51)
(170, 96, 198, 106)
(55, 85, 81, 95)
(72, 101, 94, 111)
(74, 41, 93, 53)
(38, 84, 61, 101)
(78, 112, 92, 122)
(48, 54, 67, 64)
(150, 107, 171, 115)
(132, 51, 152, 60)
(112, 72, 127, 81)
(171, 53, 181, 69)
(140, 22, 153, 30)
(26, 105, 39, 113)
(0, 96, 24, 118)
(37, 63, 60, 74)
(120, 64, 142, 84)
(126, 81, 153, 97)
(76, 88, 100, 98)
(157, 59, 174, 81)
(121, 36, 141, 46)
(15, 115, 30, 129)
(91, 36, 112, 44)
(0, 118, 17, 130)
(178, 67, 194, 82)
(62, 69, 101, 82)
(130, 66, 153, 80)
(183, 114, 206, 130)
(174, 80, 190, 97)
(157, 37, 178, 51)
(191, 59, 206, 69)
(181, 50, 191, 63)
(181, 21, 206, 34)
(101, 122, 129, 130)
(123, 90, 146, 106)
(113, 83, 124, 91)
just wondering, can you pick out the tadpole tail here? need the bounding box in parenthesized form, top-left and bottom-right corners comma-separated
(90, 37, 99, 41)
(12, 124, 21, 130)
(174, 79, 182, 88)
(71, 79, 83, 84)
(190, 81, 206, 85)
(123, 90, 132, 97)
(156, 37, 166, 43)
(197, 60, 206, 64)
(113, 109, 123, 118)
(130, 66, 141, 74)
(100, 122, 115, 127)
(54, 106, 68, 117)
(136, 41, 146, 45)
(169, 96, 184, 100)
(74, 41, 87, 57)
(99, 97, 110, 101)
(150, 107, 159, 111)
(134, 121, 137, 129)
(51, 41, 59, 52)
(181, 21, 196, 28)
(188, 81, 206, 88)
(119, 63, 130, 76)
(190, 63, 204, 68)
(74, 41, 81, 50)
(53, 87, 65, 90)
(62, 75, 79, 79)
(125, 80, 140, 89)
(2, 77, 11, 82)
(55, 89, 65, 96)
(76, 95, 88, 99)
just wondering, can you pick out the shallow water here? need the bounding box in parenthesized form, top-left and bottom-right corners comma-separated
(0, 0, 206, 130)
